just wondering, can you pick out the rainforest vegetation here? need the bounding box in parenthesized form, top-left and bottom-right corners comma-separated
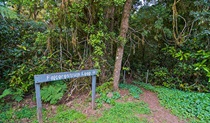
(0, 0, 210, 122)
(0, 0, 209, 106)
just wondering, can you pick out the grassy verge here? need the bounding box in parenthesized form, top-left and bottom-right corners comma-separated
(47, 105, 91, 123)
(135, 81, 210, 123)
(97, 101, 150, 123)
(0, 106, 36, 123)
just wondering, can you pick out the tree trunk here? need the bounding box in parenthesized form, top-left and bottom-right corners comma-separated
(113, 0, 132, 91)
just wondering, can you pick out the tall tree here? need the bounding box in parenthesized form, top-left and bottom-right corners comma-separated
(113, 0, 133, 90)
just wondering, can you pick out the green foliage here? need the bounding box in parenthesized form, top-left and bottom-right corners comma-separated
(40, 81, 67, 104)
(158, 88, 210, 123)
(147, 43, 210, 92)
(0, 88, 24, 102)
(194, 50, 210, 82)
(0, 89, 12, 100)
(0, 15, 47, 94)
(134, 82, 156, 92)
(113, 0, 126, 6)
(96, 91, 121, 107)
(89, 31, 106, 68)
(152, 67, 169, 85)
(117, 36, 127, 46)
(119, 83, 142, 99)
(49, 105, 89, 123)
(96, 82, 113, 94)
(0, 108, 14, 123)
(12, 88, 24, 102)
(0, 0, 209, 108)
(96, 82, 120, 107)
(15, 106, 36, 119)
(112, 91, 121, 99)
(0, 6, 18, 19)
(137, 82, 210, 123)
(161, 44, 209, 92)
(129, 0, 210, 93)
(96, 102, 150, 123)
(0, 106, 36, 123)
(0, 0, 123, 99)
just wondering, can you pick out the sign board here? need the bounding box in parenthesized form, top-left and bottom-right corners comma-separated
(34, 69, 98, 123)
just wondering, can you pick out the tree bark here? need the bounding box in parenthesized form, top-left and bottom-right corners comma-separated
(113, 0, 132, 91)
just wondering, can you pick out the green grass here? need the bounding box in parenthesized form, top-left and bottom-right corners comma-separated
(48, 105, 91, 123)
(0, 106, 36, 123)
(135, 81, 210, 123)
(96, 102, 150, 123)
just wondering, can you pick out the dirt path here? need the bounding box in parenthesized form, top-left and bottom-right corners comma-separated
(140, 88, 186, 123)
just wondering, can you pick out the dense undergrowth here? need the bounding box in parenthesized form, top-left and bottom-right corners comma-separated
(136, 82, 210, 123)
(0, 1, 209, 105)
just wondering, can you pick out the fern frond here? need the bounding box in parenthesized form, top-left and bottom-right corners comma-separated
(0, 6, 18, 19)
(40, 82, 67, 104)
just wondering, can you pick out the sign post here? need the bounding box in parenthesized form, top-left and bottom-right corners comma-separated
(34, 69, 98, 123)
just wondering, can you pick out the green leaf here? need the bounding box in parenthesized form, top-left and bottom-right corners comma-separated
(0, 6, 19, 19)
(0, 89, 12, 99)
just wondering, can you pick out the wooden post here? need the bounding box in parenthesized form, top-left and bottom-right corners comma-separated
(123, 70, 126, 83)
(91, 75, 96, 109)
(146, 70, 149, 83)
(35, 83, 43, 123)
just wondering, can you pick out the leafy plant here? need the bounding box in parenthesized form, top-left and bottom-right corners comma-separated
(0, 89, 12, 101)
(119, 83, 142, 99)
(194, 50, 210, 82)
(0, 88, 24, 102)
(12, 88, 24, 102)
(40, 81, 67, 104)
(15, 106, 36, 119)
(0, 106, 36, 123)
(96, 82, 120, 107)
(96, 82, 113, 94)
(96, 91, 121, 107)
(157, 88, 210, 123)
(0, 6, 19, 19)
(0, 108, 14, 123)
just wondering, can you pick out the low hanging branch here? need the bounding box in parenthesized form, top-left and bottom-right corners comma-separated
(172, 0, 181, 45)
(172, 0, 194, 46)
